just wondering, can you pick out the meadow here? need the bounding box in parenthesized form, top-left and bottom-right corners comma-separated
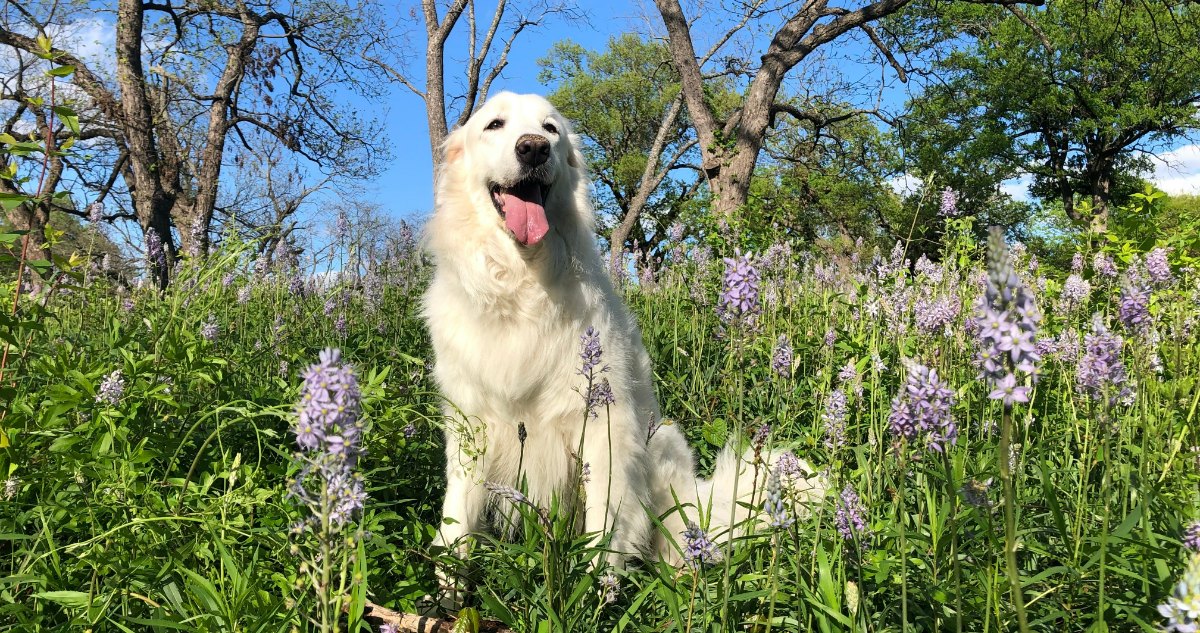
(1, 212, 1198, 633)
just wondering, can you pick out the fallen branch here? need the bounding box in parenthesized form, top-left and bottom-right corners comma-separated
(357, 599, 514, 633)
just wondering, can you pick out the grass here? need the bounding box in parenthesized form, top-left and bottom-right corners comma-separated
(0, 218, 1196, 632)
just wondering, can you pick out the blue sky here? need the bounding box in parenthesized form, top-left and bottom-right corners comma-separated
(361, 0, 645, 220)
(361, 1, 1200, 222)
(38, 2, 1200, 233)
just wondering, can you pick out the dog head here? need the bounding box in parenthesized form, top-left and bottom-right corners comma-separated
(438, 92, 585, 248)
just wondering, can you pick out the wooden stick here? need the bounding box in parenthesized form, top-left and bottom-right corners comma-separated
(357, 599, 514, 633)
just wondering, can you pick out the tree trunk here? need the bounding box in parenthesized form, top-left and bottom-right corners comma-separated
(116, 0, 177, 286)
(608, 95, 689, 270)
(188, 15, 262, 259)
(655, 0, 913, 217)
(1089, 171, 1111, 234)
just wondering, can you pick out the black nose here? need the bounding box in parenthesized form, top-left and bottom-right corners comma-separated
(515, 135, 551, 167)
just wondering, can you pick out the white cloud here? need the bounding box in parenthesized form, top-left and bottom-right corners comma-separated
(51, 18, 117, 80)
(1148, 143, 1200, 196)
(999, 175, 1033, 202)
(887, 173, 924, 196)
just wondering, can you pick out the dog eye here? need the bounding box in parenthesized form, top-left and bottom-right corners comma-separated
(542, 122, 558, 135)
(485, 119, 505, 131)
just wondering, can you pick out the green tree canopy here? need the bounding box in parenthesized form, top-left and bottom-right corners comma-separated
(539, 34, 701, 260)
(897, 0, 1200, 233)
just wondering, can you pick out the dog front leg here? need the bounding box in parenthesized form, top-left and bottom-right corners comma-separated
(433, 442, 487, 611)
(579, 415, 650, 570)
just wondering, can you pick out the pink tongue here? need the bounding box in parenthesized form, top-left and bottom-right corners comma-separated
(501, 182, 549, 246)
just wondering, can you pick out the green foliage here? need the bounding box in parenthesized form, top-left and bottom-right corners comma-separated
(742, 105, 903, 246)
(2, 222, 1200, 631)
(897, 0, 1200, 225)
(539, 35, 700, 253)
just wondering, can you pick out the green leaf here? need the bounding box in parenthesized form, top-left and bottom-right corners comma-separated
(0, 193, 28, 211)
(45, 65, 75, 78)
(52, 105, 79, 135)
(34, 590, 92, 609)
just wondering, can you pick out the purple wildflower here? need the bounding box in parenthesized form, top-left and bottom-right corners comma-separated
(835, 484, 868, 541)
(187, 218, 205, 258)
(598, 570, 619, 605)
(824, 327, 836, 347)
(145, 230, 167, 271)
(586, 378, 615, 416)
(1071, 252, 1085, 274)
(775, 451, 804, 477)
(1118, 270, 1152, 333)
(289, 273, 305, 297)
(1056, 329, 1081, 362)
(668, 222, 684, 243)
(1061, 274, 1091, 310)
(237, 285, 252, 305)
(200, 316, 219, 343)
(871, 353, 887, 373)
(822, 389, 848, 450)
(639, 257, 655, 290)
(335, 314, 347, 337)
(682, 522, 721, 569)
(1075, 314, 1130, 407)
(290, 348, 365, 527)
(87, 201, 103, 223)
(915, 294, 959, 336)
(692, 244, 712, 272)
(939, 187, 958, 216)
(988, 373, 1031, 407)
(762, 469, 794, 529)
(1185, 521, 1200, 552)
(364, 269, 383, 313)
(888, 363, 957, 453)
(836, 360, 856, 384)
(579, 326, 607, 379)
(335, 211, 350, 240)
(403, 422, 417, 439)
(762, 241, 793, 272)
(752, 423, 771, 454)
(295, 348, 362, 450)
(1092, 252, 1118, 278)
(718, 251, 761, 327)
(914, 255, 944, 285)
(1147, 247, 1173, 285)
(771, 335, 793, 378)
(96, 370, 125, 406)
(1158, 553, 1200, 632)
(975, 227, 1041, 406)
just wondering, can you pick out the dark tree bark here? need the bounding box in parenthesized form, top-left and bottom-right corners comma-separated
(654, 0, 1040, 217)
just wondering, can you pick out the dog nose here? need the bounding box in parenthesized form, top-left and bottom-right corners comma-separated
(515, 135, 551, 167)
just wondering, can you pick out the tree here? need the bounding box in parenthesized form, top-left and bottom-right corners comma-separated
(1, 0, 387, 288)
(652, 0, 1042, 218)
(747, 100, 902, 243)
(539, 35, 700, 265)
(366, 0, 581, 163)
(897, 1, 1200, 232)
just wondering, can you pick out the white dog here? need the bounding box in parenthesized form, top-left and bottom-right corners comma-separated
(421, 92, 824, 585)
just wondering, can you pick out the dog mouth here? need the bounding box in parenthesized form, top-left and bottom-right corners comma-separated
(490, 179, 551, 246)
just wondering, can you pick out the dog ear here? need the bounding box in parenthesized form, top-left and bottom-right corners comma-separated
(440, 128, 465, 167)
(566, 133, 585, 169)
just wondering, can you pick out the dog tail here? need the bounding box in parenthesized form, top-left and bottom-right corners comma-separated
(648, 426, 827, 565)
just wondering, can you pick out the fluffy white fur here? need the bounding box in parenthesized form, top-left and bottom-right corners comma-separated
(421, 92, 825, 575)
